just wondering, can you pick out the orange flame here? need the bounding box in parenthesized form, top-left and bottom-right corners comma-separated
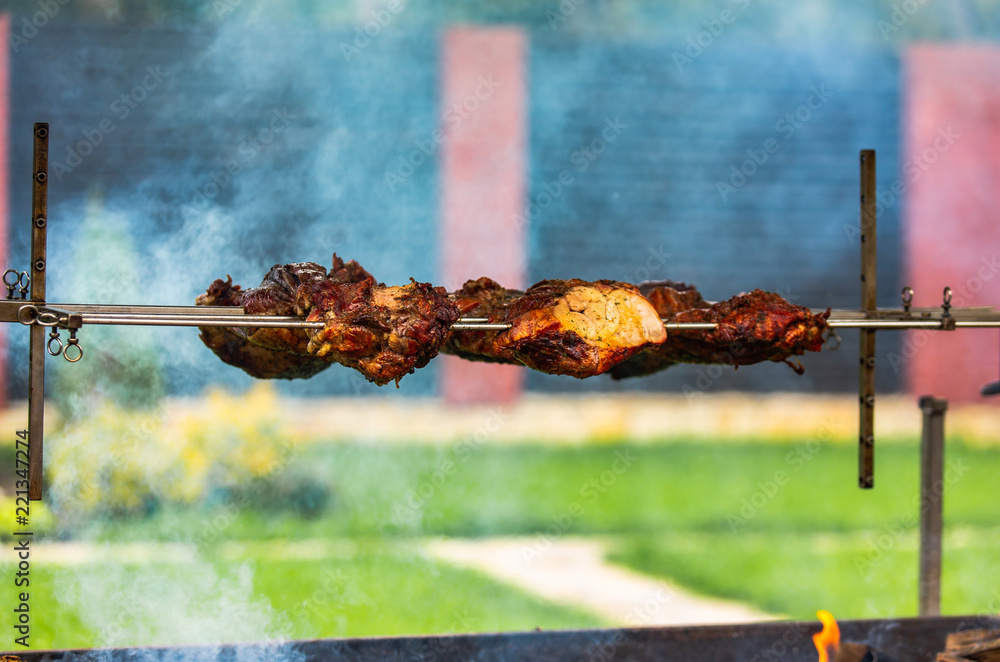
(813, 610, 840, 662)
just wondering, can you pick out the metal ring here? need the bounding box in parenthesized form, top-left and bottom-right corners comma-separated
(18, 271, 30, 288)
(942, 286, 952, 305)
(63, 342, 83, 362)
(17, 305, 39, 325)
(900, 286, 913, 311)
(3, 269, 19, 287)
(47, 334, 63, 356)
(824, 329, 842, 351)
(37, 312, 60, 327)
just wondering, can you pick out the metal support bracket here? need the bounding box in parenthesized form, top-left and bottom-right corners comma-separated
(859, 149, 876, 489)
(27, 122, 48, 501)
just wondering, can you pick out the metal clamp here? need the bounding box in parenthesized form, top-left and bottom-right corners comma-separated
(18, 306, 62, 328)
(940, 287, 956, 331)
(37, 311, 60, 327)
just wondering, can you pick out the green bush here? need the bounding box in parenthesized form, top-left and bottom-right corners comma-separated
(46, 384, 313, 527)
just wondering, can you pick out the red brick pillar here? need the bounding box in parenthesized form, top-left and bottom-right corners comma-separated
(903, 45, 1000, 401)
(439, 27, 527, 405)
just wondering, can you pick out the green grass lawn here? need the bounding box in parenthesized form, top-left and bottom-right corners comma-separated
(607, 527, 1000, 620)
(1, 541, 603, 650)
(11, 436, 1000, 647)
(93, 437, 1000, 542)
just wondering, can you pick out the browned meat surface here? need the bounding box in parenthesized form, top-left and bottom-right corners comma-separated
(499, 279, 667, 378)
(196, 275, 332, 380)
(637, 279, 710, 314)
(441, 277, 523, 364)
(196, 255, 374, 380)
(199, 262, 823, 384)
(610, 284, 829, 379)
(442, 278, 667, 378)
(305, 277, 460, 386)
(240, 262, 328, 354)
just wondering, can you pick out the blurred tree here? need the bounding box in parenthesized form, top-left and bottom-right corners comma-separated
(51, 187, 165, 419)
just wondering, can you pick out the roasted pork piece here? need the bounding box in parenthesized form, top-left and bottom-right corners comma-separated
(305, 277, 460, 386)
(442, 277, 523, 365)
(196, 274, 332, 380)
(197, 255, 458, 385)
(609, 282, 829, 379)
(442, 278, 667, 378)
(196, 255, 371, 380)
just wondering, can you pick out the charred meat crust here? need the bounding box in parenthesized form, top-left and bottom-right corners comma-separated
(443, 278, 667, 378)
(610, 284, 829, 380)
(305, 277, 460, 386)
(199, 264, 826, 384)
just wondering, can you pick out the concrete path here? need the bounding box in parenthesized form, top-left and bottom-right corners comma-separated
(426, 537, 780, 627)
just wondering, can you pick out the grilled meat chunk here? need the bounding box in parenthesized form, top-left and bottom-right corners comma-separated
(306, 277, 460, 386)
(196, 275, 332, 380)
(199, 261, 823, 384)
(196, 255, 373, 380)
(442, 278, 667, 378)
(441, 277, 523, 364)
(610, 283, 829, 379)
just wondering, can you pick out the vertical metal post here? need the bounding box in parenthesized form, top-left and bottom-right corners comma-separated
(859, 149, 877, 489)
(918, 395, 946, 616)
(28, 123, 48, 501)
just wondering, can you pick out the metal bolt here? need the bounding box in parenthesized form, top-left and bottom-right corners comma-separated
(34, 259, 45, 272)
(34, 216, 46, 228)
(35, 171, 46, 184)
(866, 357, 876, 368)
(865, 395, 875, 407)
(35, 126, 47, 139)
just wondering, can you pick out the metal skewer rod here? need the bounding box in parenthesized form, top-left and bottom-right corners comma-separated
(10, 301, 1000, 330)
(27, 310, 1000, 330)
